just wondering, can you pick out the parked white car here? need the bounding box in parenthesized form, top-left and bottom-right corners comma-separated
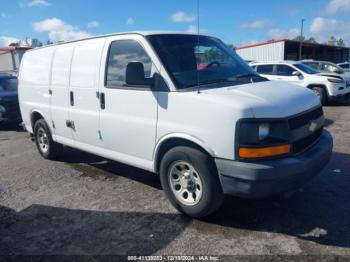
(250, 61, 350, 105)
(18, 32, 333, 217)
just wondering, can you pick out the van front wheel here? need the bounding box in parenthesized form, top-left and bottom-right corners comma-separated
(34, 119, 62, 159)
(159, 146, 224, 218)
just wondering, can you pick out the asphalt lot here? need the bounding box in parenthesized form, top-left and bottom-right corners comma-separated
(0, 100, 350, 258)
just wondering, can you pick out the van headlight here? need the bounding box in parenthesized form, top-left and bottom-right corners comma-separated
(237, 120, 290, 159)
(258, 123, 270, 140)
(0, 105, 6, 113)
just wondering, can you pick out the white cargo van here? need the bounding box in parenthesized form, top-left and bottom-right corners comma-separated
(19, 32, 333, 217)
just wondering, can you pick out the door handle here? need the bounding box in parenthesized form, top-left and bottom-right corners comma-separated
(66, 120, 75, 130)
(100, 92, 105, 109)
(70, 91, 74, 106)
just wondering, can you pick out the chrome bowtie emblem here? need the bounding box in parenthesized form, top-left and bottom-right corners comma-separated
(309, 120, 318, 133)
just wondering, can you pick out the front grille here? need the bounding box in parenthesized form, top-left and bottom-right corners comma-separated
(292, 128, 323, 154)
(288, 107, 323, 130)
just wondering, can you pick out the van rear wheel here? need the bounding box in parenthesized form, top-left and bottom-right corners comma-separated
(34, 119, 62, 159)
(159, 146, 224, 218)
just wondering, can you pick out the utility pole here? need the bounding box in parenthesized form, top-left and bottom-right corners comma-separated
(299, 18, 305, 60)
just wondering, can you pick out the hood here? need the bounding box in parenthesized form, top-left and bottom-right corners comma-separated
(200, 81, 320, 118)
(0, 91, 18, 101)
(318, 72, 350, 81)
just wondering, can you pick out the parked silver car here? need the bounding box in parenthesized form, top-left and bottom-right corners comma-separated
(338, 62, 350, 72)
(301, 60, 347, 75)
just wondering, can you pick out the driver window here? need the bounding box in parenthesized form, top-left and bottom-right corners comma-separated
(276, 65, 295, 76)
(106, 40, 154, 89)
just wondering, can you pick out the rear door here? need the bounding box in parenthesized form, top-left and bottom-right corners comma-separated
(256, 64, 275, 79)
(50, 45, 74, 143)
(68, 38, 105, 148)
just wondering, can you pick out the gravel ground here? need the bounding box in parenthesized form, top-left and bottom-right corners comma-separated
(0, 101, 350, 259)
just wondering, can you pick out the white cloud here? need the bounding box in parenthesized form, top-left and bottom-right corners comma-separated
(187, 24, 197, 33)
(87, 21, 100, 28)
(267, 28, 299, 39)
(240, 19, 271, 29)
(27, 0, 50, 7)
(171, 11, 196, 23)
(0, 36, 19, 46)
(126, 17, 134, 26)
(310, 17, 350, 43)
(325, 0, 350, 14)
(33, 18, 92, 42)
(239, 40, 259, 46)
(186, 24, 207, 34)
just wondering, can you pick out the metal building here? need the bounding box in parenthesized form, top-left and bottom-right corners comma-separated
(236, 39, 350, 63)
(0, 46, 31, 73)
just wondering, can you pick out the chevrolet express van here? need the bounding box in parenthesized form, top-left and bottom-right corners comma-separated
(18, 32, 333, 217)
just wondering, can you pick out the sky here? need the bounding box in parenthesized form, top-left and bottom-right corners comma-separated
(1, 0, 350, 47)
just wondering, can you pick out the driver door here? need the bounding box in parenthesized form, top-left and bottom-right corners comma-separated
(275, 64, 302, 85)
(98, 36, 158, 169)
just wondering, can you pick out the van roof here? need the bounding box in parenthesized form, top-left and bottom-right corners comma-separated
(26, 31, 210, 52)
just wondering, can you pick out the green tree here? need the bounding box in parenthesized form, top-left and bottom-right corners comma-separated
(337, 38, 345, 47)
(30, 38, 43, 47)
(293, 35, 305, 41)
(307, 37, 316, 43)
(328, 36, 337, 45)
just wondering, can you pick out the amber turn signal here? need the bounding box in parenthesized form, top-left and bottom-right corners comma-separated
(239, 144, 291, 159)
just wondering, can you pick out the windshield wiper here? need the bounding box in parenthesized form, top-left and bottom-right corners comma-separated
(184, 79, 231, 88)
(233, 73, 265, 83)
(183, 75, 262, 89)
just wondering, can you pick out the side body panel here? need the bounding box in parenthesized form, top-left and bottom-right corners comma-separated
(50, 45, 75, 143)
(98, 35, 163, 170)
(69, 38, 105, 147)
(18, 47, 55, 133)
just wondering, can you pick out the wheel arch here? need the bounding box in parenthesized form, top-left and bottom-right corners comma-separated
(30, 110, 52, 134)
(153, 134, 216, 173)
(306, 84, 329, 95)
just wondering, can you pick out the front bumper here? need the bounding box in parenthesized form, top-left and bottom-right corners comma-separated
(0, 112, 22, 123)
(328, 92, 350, 102)
(0, 103, 22, 123)
(215, 130, 333, 198)
(328, 82, 350, 98)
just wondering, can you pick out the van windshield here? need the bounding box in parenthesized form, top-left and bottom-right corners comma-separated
(147, 34, 266, 89)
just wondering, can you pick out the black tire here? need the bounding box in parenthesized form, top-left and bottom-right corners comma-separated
(312, 86, 327, 105)
(33, 119, 62, 159)
(159, 146, 224, 218)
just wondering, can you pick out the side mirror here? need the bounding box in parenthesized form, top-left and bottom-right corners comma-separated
(125, 62, 153, 87)
(292, 71, 302, 77)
